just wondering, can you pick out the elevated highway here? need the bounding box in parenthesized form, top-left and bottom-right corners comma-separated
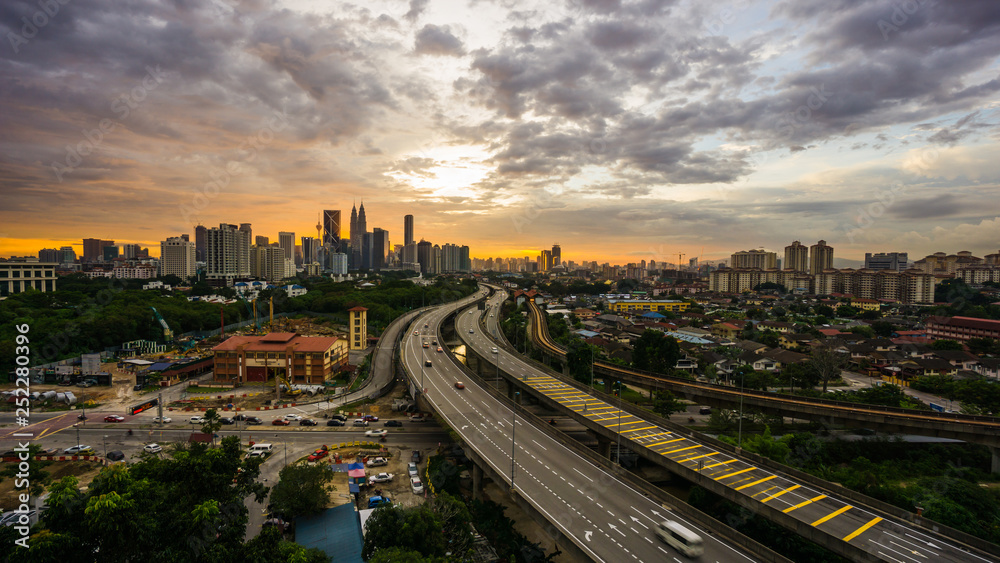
(455, 288, 999, 563)
(403, 289, 788, 562)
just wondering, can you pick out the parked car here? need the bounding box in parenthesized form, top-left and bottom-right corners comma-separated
(234, 414, 249, 421)
(106, 451, 126, 461)
(353, 419, 369, 427)
(367, 496, 392, 509)
(366, 457, 388, 467)
(133, 384, 144, 391)
(245, 416, 263, 425)
(363, 415, 379, 422)
(307, 447, 328, 462)
(143, 443, 162, 454)
(189, 416, 206, 424)
(409, 414, 426, 422)
(368, 472, 393, 484)
(384, 420, 402, 427)
(104, 415, 125, 423)
(407, 462, 419, 477)
(272, 418, 290, 426)
(283, 414, 303, 421)
(330, 413, 347, 422)
(455, 381, 465, 390)
(410, 477, 424, 494)
(219, 417, 234, 425)
(699, 406, 712, 415)
(365, 429, 388, 438)
(152, 416, 172, 424)
(411, 450, 422, 463)
(64, 445, 94, 455)
(326, 419, 344, 427)
(299, 419, 318, 426)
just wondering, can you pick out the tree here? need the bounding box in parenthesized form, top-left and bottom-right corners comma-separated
(269, 463, 336, 519)
(967, 337, 999, 356)
(870, 321, 895, 338)
(811, 343, 847, 393)
(632, 330, 681, 374)
(813, 304, 834, 318)
(362, 504, 446, 560)
(651, 391, 686, 419)
(931, 339, 964, 351)
(566, 340, 598, 385)
(836, 305, 859, 318)
(849, 325, 876, 339)
(783, 362, 820, 390)
(201, 408, 223, 442)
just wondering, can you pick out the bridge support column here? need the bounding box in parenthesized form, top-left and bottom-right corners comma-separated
(507, 384, 515, 401)
(472, 463, 483, 501)
(597, 436, 612, 459)
(561, 361, 570, 377)
(991, 446, 1000, 475)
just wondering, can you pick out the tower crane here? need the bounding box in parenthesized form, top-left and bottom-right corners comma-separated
(150, 307, 173, 342)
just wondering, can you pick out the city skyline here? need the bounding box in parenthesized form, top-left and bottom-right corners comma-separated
(2, 1, 1000, 264)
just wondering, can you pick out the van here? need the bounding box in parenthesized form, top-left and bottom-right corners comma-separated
(655, 520, 704, 558)
(250, 443, 273, 454)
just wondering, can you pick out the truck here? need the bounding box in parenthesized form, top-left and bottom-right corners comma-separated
(929, 403, 945, 413)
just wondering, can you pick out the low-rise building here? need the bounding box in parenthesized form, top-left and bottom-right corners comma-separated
(926, 316, 1000, 343)
(606, 299, 689, 314)
(0, 258, 57, 297)
(211, 332, 348, 385)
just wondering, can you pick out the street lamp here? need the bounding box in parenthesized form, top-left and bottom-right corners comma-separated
(73, 423, 80, 447)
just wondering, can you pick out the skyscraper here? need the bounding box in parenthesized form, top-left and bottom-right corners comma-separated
(417, 240, 432, 274)
(551, 244, 561, 267)
(195, 225, 207, 262)
(865, 252, 908, 272)
(810, 240, 834, 274)
(255, 236, 269, 246)
(372, 228, 389, 270)
(323, 209, 341, 259)
(301, 236, 317, 265)
(730, 249, 778, 269)
(784, 240, 809, 272)
(207, 223, 251, 285)
(404, 214, 414, 246)
(278, 231, 295, 262)
(82, 238, 114, 262)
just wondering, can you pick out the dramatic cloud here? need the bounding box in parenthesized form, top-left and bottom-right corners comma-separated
(1, 0, 999, 264)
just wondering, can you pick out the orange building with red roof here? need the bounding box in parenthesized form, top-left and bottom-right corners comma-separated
(212, 332, 348, 385)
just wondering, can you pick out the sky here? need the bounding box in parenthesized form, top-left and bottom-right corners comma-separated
(2, 0, 1000, 267)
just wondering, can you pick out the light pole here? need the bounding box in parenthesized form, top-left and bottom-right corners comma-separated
(73, 423, 80, 447)
(738, 370, 746, 448)
(103, 434, 108, 458)
(511, 391, 519, 492)
(615, 381, 622, 465)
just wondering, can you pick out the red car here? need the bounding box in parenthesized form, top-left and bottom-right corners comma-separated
(104, 415, 125, 423)
(454, 382, 465, 390)
(308, 447, 329, 462)
(272, 419, 290, 426)
(363, 415, 379, 422)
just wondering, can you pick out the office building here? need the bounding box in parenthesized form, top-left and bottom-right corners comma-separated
(38, 248, 60, 263)
(301, 236, 317, 266)
(103, 245, 120, 262)
(372, 228, 389, 270)
(404, 214, 414, 246)
(784, 241, 809, 272)
(160, 236, 196, 279)
(194, 225, 207, 262)
(206, 223, 251, 285)
(82, 238, 114, 262)
(417, 240, 432, 274)
(279, 231, 295, 263)
(864, 252, 908, 272)
(0, 258, 57, 296)
(121, 243, 142, 260)
(323, 210, 341, 265)
(809, 240, 834, 274)
(59, 246, 76, 264)
(552, 244, 561, 267)
(255, 236, 270, 246)
(730, 249, 777, 269)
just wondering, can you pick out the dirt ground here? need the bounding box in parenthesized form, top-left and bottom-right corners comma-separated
(0, 460, 104, 511)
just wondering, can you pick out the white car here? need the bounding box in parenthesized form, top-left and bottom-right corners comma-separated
(189, 416, 206, 424)
(410, 477, 424, 494)
(144, 443, 162, 454)
(491, 347, 498, 354)
(369, 472, 393, 484)
(367, 456, 388, 467)
(64, 445, 94, 455)
(283, 414, 303, 421)
(408, 462, 419, 477)
(152, 416, 172, 424)
(365, 429, 388, 438)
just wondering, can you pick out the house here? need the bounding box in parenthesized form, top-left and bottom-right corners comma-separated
(573, 308, 597, 320)
(912, 358, 959, 377)
(758, 321, 795, 334)
(974, 358, 1000, 379)
(851, 298, 881, 312)
(734, 340, 769, 354)
(930, 350, 980, 371)
(711, 322, 743, 339)
(778, 334, 815, 350)
(675, 355, 699, 372)
(702, 351, 740, 376)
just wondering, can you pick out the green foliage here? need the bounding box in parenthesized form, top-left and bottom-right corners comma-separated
(269, 463, 336, 519)
(651, 391, 685, 419)
(870, 321, 895, 338)
(967, 337, 1000, 356)
(242, 526, 330, 563)
(21, 435, 273, 563)
(911, 376, 1000, 414)
(468, 499, 560, 563)
(631, 330, 681, 374)
(781, 362, 820, 389)
(566, 340, 599, 384)
(719, 426, 792, 464)
(426, 455, 462, 496)
(931, 339, 964, 351)
(848, 325, 876, 338)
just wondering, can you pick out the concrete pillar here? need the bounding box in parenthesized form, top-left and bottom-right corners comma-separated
(507, 385, 515, 401)
(597, 436, 612, 459)
(472, 463, 483, 501)
(991, 446, 1000, 475)
(562, 361, 570, 377)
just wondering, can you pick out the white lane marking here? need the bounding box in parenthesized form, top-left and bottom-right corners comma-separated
(573, 467, 594, 482)
(532, 439, 547, 450)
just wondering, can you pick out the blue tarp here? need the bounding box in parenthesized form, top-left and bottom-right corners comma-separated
(144, 362, 174, 372)
(295, 504, 363, 563)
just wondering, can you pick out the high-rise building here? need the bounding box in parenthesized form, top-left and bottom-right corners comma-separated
(278, 231, 295, 262)
(38, 248, 60, 263)
(207, 223, 251, 285)
(809, 240, 834, 274)
(59, 246, 76, 264)
(417, 240, 432, 274)
(372, 228, 389, 270)
(250, 244, 286, 283)
(195, 225, 207, 262)
(865, 252, 908, 272)
(160, 236, 196, 279)
(688, 257, 699, 270)
(301, 236, 317, 265)
(255, 236, 269, 246)
(551, 244, 561, 267)
(323, 210, 341, 267)
(329, 253, 348, 275)
(103, 245, 120, 261)
(784, 240, 809, 272)
(730, 249, 777, 269)
(539, 249, 553, 271)
(82, 238, 114, 262)
(404, 214, 414, 246)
